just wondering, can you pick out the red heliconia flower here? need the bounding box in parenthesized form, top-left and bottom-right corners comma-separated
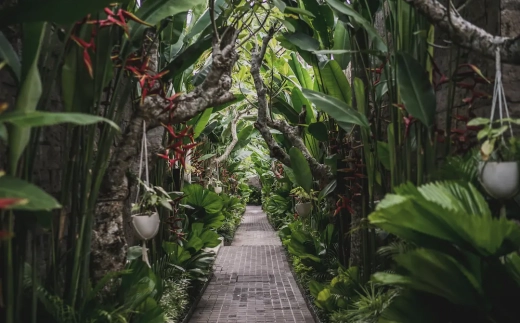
(162, 93, 182, 120)
(126, 57, 170, 104)
(71, 35, 96, 78)
(403, 115, 415, 138)
(0, 198, 25, 209)
(86, 7, 152, 37)
(334, 195, 354, 216)
(0, 230, 14, 241)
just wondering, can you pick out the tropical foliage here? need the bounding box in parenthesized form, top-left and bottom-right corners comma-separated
(0, 0, 517, 322)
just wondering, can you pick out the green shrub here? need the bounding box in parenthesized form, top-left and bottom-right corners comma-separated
(370, 181, 520, 322)
(160, 277, 190, 322)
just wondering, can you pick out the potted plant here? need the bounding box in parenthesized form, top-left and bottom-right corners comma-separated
(131, 180, 173, 240)
(290, 187, 317, 217)
(468, 117, 520, 199)
(212, 179, 223, 194)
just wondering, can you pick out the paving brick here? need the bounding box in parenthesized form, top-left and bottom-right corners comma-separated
(189, 206, 315, 323)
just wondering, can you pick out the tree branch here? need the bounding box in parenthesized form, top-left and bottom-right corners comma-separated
(404, 0, 520, 64)
(251, 28, 332, 181)
(214, 108, 249, 164)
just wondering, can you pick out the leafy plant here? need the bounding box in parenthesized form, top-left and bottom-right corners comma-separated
(132, 179, 175, 214)
(468, 117, 520, 161)
(290, 186, 318, 203)
(370, 181, 520, 322)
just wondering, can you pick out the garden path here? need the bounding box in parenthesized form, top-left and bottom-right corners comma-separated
(189, 205, 315, 323)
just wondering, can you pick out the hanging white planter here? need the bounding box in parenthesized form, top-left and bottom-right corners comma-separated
(214, 186, 223, 194)
(132, 211, 161, 240)
(295, 202, 312, 217)
(479, 161, 520, 199)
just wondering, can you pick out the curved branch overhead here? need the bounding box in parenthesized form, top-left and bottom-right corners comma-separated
(404, 0, 520, 64)
(252, 28, 332, 182)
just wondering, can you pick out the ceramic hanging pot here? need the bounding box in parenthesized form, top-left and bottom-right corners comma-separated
(214, 186, 223, 194)
(295, 202, 312, 217)
(131, 211, 161, 240)
(479, 161, 520, 199)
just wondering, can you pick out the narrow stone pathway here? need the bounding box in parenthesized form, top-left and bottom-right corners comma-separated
(189, 206, 315, 323)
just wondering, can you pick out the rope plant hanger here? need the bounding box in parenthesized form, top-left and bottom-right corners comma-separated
(477, 47, 520, 200)
(131, 121, 161, 268)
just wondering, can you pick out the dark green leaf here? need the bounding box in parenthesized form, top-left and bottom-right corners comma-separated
(325, 0, 387, 53)
(9, 22, 45, 171)
(302, 88, 369, 130)
(289, 147, 312, 193)
(318, 179, 336, 201)
(288, 52, 313, 89)
(0, 0, 121, 26)
(396, 52, 436, 127)
(193, 108, 213, 139)
(321, 60, 352, 105)
(0, 31, 21, 81)
(377, 141, 391, 170)
(129, 0, 206, 48)
(308, 122, 329, 141)
(0, 175, 61, 211)
(0, 111, 120, 130)
(161, 34, 212, 81)
(282, 32, 320, 52)
(273, 96, 300, 123)
(332, 22, 351, 69)
(184, 0, 227, 41)
(285, 7, 316, 18)
(290, 87, 311, 114)
(235, 125, 254, 151)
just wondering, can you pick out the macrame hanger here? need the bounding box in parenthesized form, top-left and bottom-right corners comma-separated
(134, 121, 150, 203)
(133, 121, 152, 267)
(489, 46, 514, 142)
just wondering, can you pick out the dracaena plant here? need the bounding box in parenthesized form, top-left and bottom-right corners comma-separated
(467, 117, 520, 161)
(132, 179, 175, 215)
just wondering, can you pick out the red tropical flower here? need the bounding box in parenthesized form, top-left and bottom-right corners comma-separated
(0, 198, 26, 209)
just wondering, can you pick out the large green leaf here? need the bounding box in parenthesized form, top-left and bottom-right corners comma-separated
(283, 32, 320, 52)
(272, 96, 300, 123)
(182, 184, 223, 215)
(300, 0, 334, 49)
(302, 88, 369, 130)
(289, 147, 312, 193)
(129, 0, 205, 48)
(0, 111, 119, 130)
(369, 181, 520, 257)
(308, 122, 329, 141)
(0, 0, 119, 26)
(325, 0, 387, 53)
(288, 52, 313, 89)
(374, 249, 485, 307)
(321, 60, 352, 105)
(193, 108, 213, 139)
(396, 52, 436, 127)
(184, 0, 226, 41)
(0, 175, 61, 211)
(235, 124, 254, 151)
(161, 34, 212, 81)
(290, 87, 312, 115)
(0, 31, 21, 81)
(332, 22, 351, 69)
(8, 22, 45, 172)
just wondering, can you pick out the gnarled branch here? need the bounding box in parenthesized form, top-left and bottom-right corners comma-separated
(404, 0, 520, 64)
(251, 28, 332, 182)
(214, 108, 250, 165)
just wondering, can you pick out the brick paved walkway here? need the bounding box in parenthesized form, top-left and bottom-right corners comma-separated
(189, 206, 315, 323)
